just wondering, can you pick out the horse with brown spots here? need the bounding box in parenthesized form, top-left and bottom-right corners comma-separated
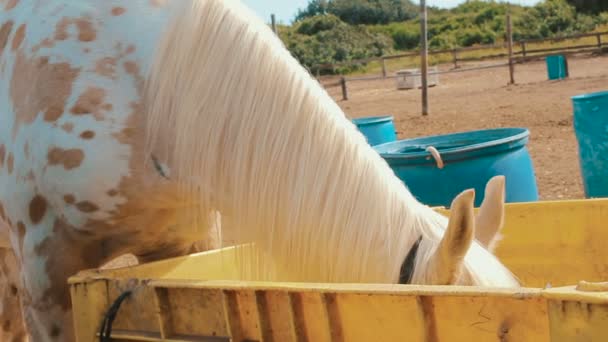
(0, 0, 520, 341)
(0, 1, 220, 340)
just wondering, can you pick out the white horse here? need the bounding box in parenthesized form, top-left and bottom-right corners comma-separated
(0, 0, 519, 340)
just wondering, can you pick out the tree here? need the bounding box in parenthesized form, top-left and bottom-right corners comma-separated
(566, 0, 608, 14)
(328, 0, 418, 25)
(294, 0, 329, 22)
(295, 0, 418, 25)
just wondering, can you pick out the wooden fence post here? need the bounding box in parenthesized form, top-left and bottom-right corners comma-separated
(420, 0, 429, 116)
(341, 77, 348, 101)
(597, 33, 602, 50)
(381, 58, 387, 78)
(521, 41, 527, 58)
(271, 14, 277, 34)
(506, 13, 515, 84)
(452, 48, 459, 69)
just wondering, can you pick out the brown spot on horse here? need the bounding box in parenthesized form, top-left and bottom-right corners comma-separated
(30, 38, 54, 53)
(75, 19, 95, 42)
(10, 51, 80, 137)
(0, 145, 5, 168)
(111, 7, 126, 16)
(94, 57, 116, 79)
(35, 219, 105, 311)
(70, 87, 110, 120)
(0, 21, 14, 55)
(61, 122, 73, 133)
(44, 107, 64, 122)
(150, 0, 168, 7)
(11, 24, 24, 51)
(54, 18, 69, 41)
(76, 201, 98, 213)
(63, 195, 75, 205)
(47, 147, 84, 170)
(124, 61, 144, 91)
(6, 153, 13, 174)
(4, 0, 18, 10)
(29, 195, 47, 224)
(53, 17, 96, 42)
(16, 221, 25, 254)
(80, 130, 95, 139)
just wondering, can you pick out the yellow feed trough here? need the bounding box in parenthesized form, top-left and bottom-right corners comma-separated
(69, 199, 608, 341)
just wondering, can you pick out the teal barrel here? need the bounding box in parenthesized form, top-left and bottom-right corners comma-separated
(546, 55, 569, 80)
(572, 90, 608, 198)
(352, 115, 397, 146)
(374, 128, 539, 207)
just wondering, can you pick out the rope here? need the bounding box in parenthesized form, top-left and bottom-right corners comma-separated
(425, 146, 444, 169)
(99, 290, 133, 341)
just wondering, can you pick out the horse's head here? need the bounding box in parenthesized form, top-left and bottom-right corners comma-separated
(405, 176, 520, 287)
(143, 0, 520, 287)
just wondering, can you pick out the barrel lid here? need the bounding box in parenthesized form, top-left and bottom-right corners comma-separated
(571, 90, 608, 102)
(374, 128, 530, 165)
(352, 115, 394, 126)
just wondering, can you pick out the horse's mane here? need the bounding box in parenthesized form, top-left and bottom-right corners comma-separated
(144, 0, 518, 286)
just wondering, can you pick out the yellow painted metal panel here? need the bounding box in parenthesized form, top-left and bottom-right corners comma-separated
(289, 292, 332, 342)
(430, 295, 549, 341)
(330, 293, 426, 341)
(70, 281, 109, 342)
(547, 300, 608, 342)
(495, 199, 608, 288)
(69, 199, 608, 342)
(435, 199, 608, 288)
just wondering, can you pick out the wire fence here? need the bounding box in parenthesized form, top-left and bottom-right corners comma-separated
(317, 30, 608, 101)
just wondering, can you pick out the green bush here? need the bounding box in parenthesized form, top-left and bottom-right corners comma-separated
(295, 0, 418, 25)
(284, 0, 608, 75)
(566, 0, 608, 14)
(456, 27, 497, 46)
(598, 12, 608, 25)
(294, 0, 329, 22)
(392, 28, 420, 50)
(287, 15, 393, 74)
(296, 14, 343, 35)
(371, 22, 420, 50)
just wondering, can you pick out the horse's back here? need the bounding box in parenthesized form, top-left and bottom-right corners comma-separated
(0, 1, 177, 235)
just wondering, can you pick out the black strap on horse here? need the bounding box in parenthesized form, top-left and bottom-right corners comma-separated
(398, 235, 423, 284)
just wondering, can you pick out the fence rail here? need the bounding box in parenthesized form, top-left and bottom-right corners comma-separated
(317, 30, 608, 101)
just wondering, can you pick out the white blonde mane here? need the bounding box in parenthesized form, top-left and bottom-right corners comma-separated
(144, 0, 518, 286)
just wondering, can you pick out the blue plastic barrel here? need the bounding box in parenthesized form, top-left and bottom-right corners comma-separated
(572, 90, 608, 198)
(546, 55, 568, 80)
(374, 128, 539, 207)
(352, 115, 397, 146)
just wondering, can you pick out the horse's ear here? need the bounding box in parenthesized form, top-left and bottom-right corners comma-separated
(475, 176, 505, 253)
(428, 189, 476, 285)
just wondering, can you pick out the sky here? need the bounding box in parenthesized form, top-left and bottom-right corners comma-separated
(241, 0, 542, 24)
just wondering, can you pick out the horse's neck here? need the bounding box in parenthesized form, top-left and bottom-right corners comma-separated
(142, 0, 434, 284)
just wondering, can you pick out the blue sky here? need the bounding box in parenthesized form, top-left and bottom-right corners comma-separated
(242, 0, 542, 24)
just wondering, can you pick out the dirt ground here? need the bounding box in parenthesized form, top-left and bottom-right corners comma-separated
(324, 54, 608, 201)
